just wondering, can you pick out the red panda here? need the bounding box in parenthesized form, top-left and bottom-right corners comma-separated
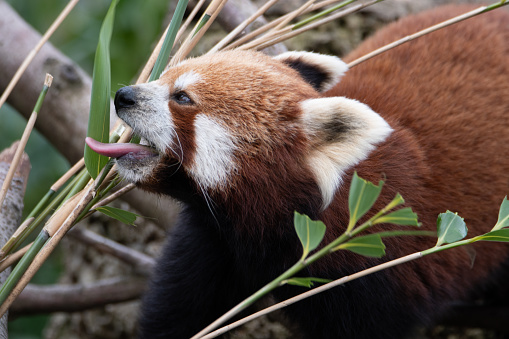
(86, 4, 509, 339)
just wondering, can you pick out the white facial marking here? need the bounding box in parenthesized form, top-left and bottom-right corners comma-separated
(116, 155, 159, 184)
(301, 97, 393, 209)
(120, 82, 177, 155)
(190, 114, 237, 189)
(174, 71, 202, 91)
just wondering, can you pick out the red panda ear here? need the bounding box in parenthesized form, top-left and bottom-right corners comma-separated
(274, 51, 348, 93)
(300, 97, 393, 208)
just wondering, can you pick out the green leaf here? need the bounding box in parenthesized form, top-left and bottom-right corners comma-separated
(492, 196, 509, 231)
(334, 234, 386, 258)
(348, 172, 383, 229)
(149, 0, 189, 81)
(436, 211, 467, 247)
(294, 212, 326, 259)
(374, 207, 420, 226)
(376, 230, 436, 238)
(477, 229, 509, 242)
(96, 206, 140, 226)
(284, 277, 332, 288)
(84, 0, 119, 179)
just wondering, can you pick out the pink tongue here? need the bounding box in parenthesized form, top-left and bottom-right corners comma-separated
(85, 137, 156, 158)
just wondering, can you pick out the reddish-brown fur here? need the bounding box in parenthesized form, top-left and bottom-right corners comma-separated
(323, 4, 509, 302)
(121, 5, 509, 339)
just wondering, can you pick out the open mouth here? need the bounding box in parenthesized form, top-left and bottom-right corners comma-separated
(85, 137, 159, 162)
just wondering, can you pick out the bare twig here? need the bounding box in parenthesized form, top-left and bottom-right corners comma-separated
(0, 0, 78, 112)
(0, 244, 31, 274)
(348, 6, 488, 68)
(67, 228, 155, 276)
(0, 74, 52, 211)
(208, 0, 280, 53)
(199, 253, 422, 339)
(11, 277, 147, 315)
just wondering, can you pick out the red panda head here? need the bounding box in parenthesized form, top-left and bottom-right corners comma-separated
(87, 50, 392, 211)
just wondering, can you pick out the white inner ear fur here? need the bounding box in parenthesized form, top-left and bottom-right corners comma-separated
(190, 114, 238, 190)
(274, 51, 348, 92)
(301, 97, 393, 209)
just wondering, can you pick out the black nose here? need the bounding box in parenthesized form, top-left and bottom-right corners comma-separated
(114, 86, 136, 110)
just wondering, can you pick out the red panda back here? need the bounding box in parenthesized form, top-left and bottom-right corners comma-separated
(101, 4, 509, 338)
(323, 4, 509, 312)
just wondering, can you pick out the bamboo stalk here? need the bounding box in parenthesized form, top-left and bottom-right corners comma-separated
(0, 74, 53, 211)
(0, 244, 31, 273)
(223, 0, 343, 51)
(207, 0, 281, 54)
(0, 0, 78, 111)
(170, 0, 229, 66)
(0, 183, 94, 317)
(242, 0, 380, 51)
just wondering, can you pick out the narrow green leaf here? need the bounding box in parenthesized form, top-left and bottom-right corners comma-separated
(477, 229, 509, 242)
(293, 0, 355, 30)
(149, 0, 189, 81)
(294, 212, 326, 259)
(193, 14, 211, 37)
(334, 234, 386, 258)
(84, 0, 119, 179)
(284, 277, 332, 288)
(348, 172, 383, 228)
(376, 230, 436, 238)
(492, 196, 509, 231)
(374, 207, 420, 226)
(436, 211, 467, 247)
(96, 206, 140, 226)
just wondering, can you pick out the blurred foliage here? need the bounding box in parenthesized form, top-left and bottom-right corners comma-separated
(2, 1, 170, 337)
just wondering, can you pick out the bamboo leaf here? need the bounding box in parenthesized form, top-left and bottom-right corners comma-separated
(149, 0, 189, 81)
(334, 234, 386, 258)
(492, 196, 509, 231)
(374, 207, 420, 226)
(96, 206, 140, 226)
(294, 212, 326, 259)
(348, 172, 383, 228)
(376, 230, 436, 238)
(436, 211, 467, 247)
(477, 229, 509, 242)
(284, 277, 332, 288)
(84, 0, 119, 179)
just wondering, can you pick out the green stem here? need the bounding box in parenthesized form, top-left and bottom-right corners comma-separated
(190, 259, 306, 339)
(483, 0, 508, 12)
(0, 230, 49, 305)
(420, 236, 480, 256)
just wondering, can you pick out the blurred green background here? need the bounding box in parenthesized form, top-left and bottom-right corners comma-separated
(1, 0, 169, 337)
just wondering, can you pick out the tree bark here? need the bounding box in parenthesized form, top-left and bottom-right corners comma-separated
(0, 142, 31, 339)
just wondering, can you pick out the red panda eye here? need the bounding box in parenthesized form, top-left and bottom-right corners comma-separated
(173, 91, 193, 105)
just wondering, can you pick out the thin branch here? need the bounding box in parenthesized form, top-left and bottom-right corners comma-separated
(348, 6, 488, 68)
(10, 277, 147, 315)
(208, 0, 280, 54)
(0, 0, 78, 111)
(242, 0, 381, 51)
(199, 252, 422, 339)
(0, 74, 52, 211)
(67, 228, 155, 276)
